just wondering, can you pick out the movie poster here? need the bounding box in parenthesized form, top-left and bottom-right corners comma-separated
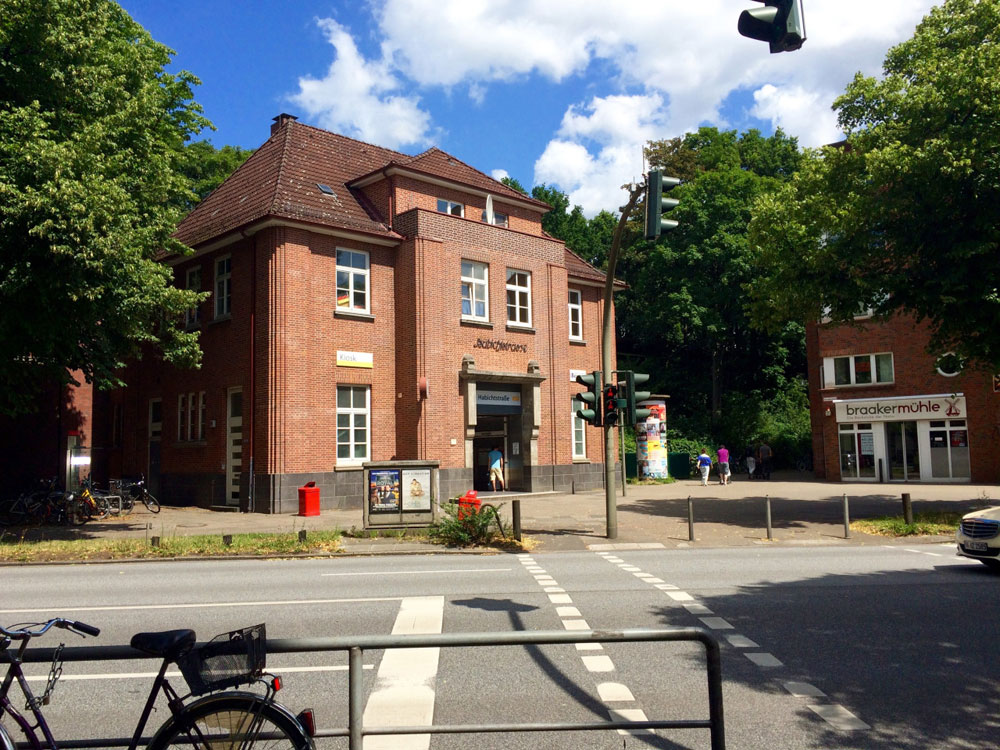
(369, 469, 401, 513)
(402, 469, 432, 511)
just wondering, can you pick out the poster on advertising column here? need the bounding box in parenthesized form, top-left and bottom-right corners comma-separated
(636, 400, 668, 479)
(368, 469, 401, 513)
(402, 469, 432, 511)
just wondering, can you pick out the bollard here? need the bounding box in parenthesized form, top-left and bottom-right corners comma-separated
(688, 495, 695, 542)
(298, 529, 307, 543)
(843, 493, 851, 539)
(901, 493, 913, 525)
(765, 495, 773, 541)
(512, 499, 522, 542)
(223, 534, 233, 546)
(150, 536, 160, 548)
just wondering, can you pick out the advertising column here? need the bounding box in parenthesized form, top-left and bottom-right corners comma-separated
(636, 400, 668, 479)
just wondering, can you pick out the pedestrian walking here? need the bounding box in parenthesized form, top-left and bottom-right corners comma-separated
(697, 448, 712, 486)
(745, 445, 756, 479)
(488, 445, 505, 491)
(717, 445, 731, 485)
(758, 441, 773, 480)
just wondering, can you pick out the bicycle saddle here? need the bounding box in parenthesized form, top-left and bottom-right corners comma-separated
(130, 629, 196, 658)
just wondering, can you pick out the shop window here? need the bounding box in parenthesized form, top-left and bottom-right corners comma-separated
(929, 419, 970, 479)
(185, 267, 201, 328)
(481, 209, 508, 227)
(572, 399, 586, 458)
(337, 385, 369, 464)
(506, 269, 532, 327)
(336, 248, 370, 313)
(838, 422, 877, 479)
(215, 255, 232, 318)
(437, 199, 464, 217)
(568, 289, 583, 341)
(828, 353, 893, 387)
(461, 260, 489, 321)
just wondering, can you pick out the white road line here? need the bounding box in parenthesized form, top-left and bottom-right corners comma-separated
(726, 635, 759, 648)
(683, 604, 713, 615)
(783, 681, 827, 698)
(582, 655, 615, 672)
(562, 619, 590, 630)
(610, 707, 654, 735)
(362, 596, 444, 750)
(24, 664, 373, 682)
(744, 652, 783, 667)
(548, 593, 573, 604)
(807, 704, 871, 730)
(666, 591, 694, 602)
(556, 606, 581, 617)
(699, 617, 734, 630)
(0, 597, 400, 615)
(598, 682, 635, 701)
(321, 568, 511, 577)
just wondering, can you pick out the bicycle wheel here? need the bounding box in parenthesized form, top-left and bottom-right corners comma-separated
(1, 719, 18, 750)
(142, 491, 161, 513)
(148, 693, 311, 750)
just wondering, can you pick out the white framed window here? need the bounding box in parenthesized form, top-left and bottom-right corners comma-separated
(336, 248, 370, 313)
(197, 392, 206, 441)
(568, 289, 583, 341)
(481, 209, 508, 227)
(572, 399, 586, 459)
(437, 199, 464, 217)
(826, 353, 894, 387)
(506, 269, 531, 327)
(337, 385, 370, 463)
(177, 394, 187, 441)
(185, 267, 201, 327)
(187, 392, 196, 441)
(215, 255, 232, 318)
(461, 260, 489, 321)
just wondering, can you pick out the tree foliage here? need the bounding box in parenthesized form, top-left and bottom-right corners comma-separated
(177, 140, 253, 209)
(748, 0, 1000, 368)
(619, 127, 805, 447)
(0, 0, 210, 415)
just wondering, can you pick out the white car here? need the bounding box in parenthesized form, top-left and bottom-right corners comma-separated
(956, 507, 1000, 570)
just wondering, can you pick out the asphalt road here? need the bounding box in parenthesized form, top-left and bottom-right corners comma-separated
(2, 546, 997, 749)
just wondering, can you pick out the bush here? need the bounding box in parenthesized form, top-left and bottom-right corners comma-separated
(429, 501, 509, 547)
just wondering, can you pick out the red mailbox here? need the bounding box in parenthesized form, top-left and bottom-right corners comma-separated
(298, 481, 320, 517)
(457, 489, 480, 519)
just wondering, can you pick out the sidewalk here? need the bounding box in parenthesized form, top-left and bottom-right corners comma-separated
(39, 472, 999, 554)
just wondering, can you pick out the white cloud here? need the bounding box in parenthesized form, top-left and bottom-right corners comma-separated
(490, 168, 509, 182)
(293, 1, 942, 213)
(290, 18, 433, 150)
(751, 84, 842, 148)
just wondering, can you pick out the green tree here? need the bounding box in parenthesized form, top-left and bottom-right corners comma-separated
(500, 175, 527, 195)
(748, 0, 1000, 368)
(177, 141, 253, 209)
(619, 127, 804, 443)
(0, 0, 210, 415)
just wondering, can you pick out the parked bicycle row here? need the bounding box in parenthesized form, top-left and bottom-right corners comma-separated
(0, 475, 159, 528)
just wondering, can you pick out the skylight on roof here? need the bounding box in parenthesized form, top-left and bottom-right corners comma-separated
(317, 183, 336, 196)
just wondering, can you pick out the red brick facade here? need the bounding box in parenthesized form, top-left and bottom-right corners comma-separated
(807, 314, 1000, 484)
(100, 116, 619, 512)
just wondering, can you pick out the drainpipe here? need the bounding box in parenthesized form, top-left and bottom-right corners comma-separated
(242, 228, 256, 513)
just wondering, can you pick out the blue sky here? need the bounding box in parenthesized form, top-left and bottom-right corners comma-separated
(120, 0, 940, 216)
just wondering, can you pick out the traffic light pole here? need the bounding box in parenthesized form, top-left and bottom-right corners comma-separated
(601, 183, 644, 539)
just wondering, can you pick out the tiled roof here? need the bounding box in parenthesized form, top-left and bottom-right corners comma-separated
(565, 248, 625, 288)
(175, 120, 547, 248)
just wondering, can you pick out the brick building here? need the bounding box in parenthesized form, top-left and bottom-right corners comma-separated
(806, 311, 1000, 484)
(105, 114, 619, 512)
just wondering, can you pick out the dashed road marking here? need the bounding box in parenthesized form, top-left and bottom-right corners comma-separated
(699, 617, 734, 630)
(726, 635, 759, 648)
(666, 591, 694, 602)
(598, 682, 635, 701)
(583, 655, 615, 672)
(745, 652, 783, 667)
(783, 681, 827, 698)
(808, 704, 871, 730)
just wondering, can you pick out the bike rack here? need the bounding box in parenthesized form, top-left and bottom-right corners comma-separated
(12, 626, 726, 750)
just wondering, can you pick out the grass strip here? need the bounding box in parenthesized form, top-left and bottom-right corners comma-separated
(852, 511, 962, 537)
(0, 530, 343, 563)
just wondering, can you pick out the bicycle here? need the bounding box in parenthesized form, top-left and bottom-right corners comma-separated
(124, 473, 161, 513)
(68, 476, 111, 525)
(0, 618, 315, 750)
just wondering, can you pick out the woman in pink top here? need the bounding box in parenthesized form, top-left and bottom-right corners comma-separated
(717, 445, 731, 485)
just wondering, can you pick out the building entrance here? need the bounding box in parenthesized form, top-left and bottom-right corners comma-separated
(886, 420, 919, 481)
(473, 417, 508, 492)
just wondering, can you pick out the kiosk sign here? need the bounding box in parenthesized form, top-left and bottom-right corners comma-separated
(835, 395, 966, 422)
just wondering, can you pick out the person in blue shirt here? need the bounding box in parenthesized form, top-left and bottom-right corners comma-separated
(488, 446, 505, 491)
(697, 449, 712, 486)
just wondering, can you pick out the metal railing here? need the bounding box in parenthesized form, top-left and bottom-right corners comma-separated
(15, 626, 726, 749)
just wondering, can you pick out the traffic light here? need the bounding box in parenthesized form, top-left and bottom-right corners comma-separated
(575, 371, 602, 427)
(644, 169, 681, 241)
(738, 0, 806, 53)
(602, 384, 619, 427)
(619, 371, 652, 424)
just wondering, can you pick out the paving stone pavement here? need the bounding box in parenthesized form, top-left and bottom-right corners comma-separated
(21, 471, 999, 556)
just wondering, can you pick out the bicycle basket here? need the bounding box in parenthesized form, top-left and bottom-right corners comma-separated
(177, 624, 266, 695)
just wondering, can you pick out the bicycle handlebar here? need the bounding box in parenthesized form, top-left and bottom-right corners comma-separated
(0, 618, 100, 640)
